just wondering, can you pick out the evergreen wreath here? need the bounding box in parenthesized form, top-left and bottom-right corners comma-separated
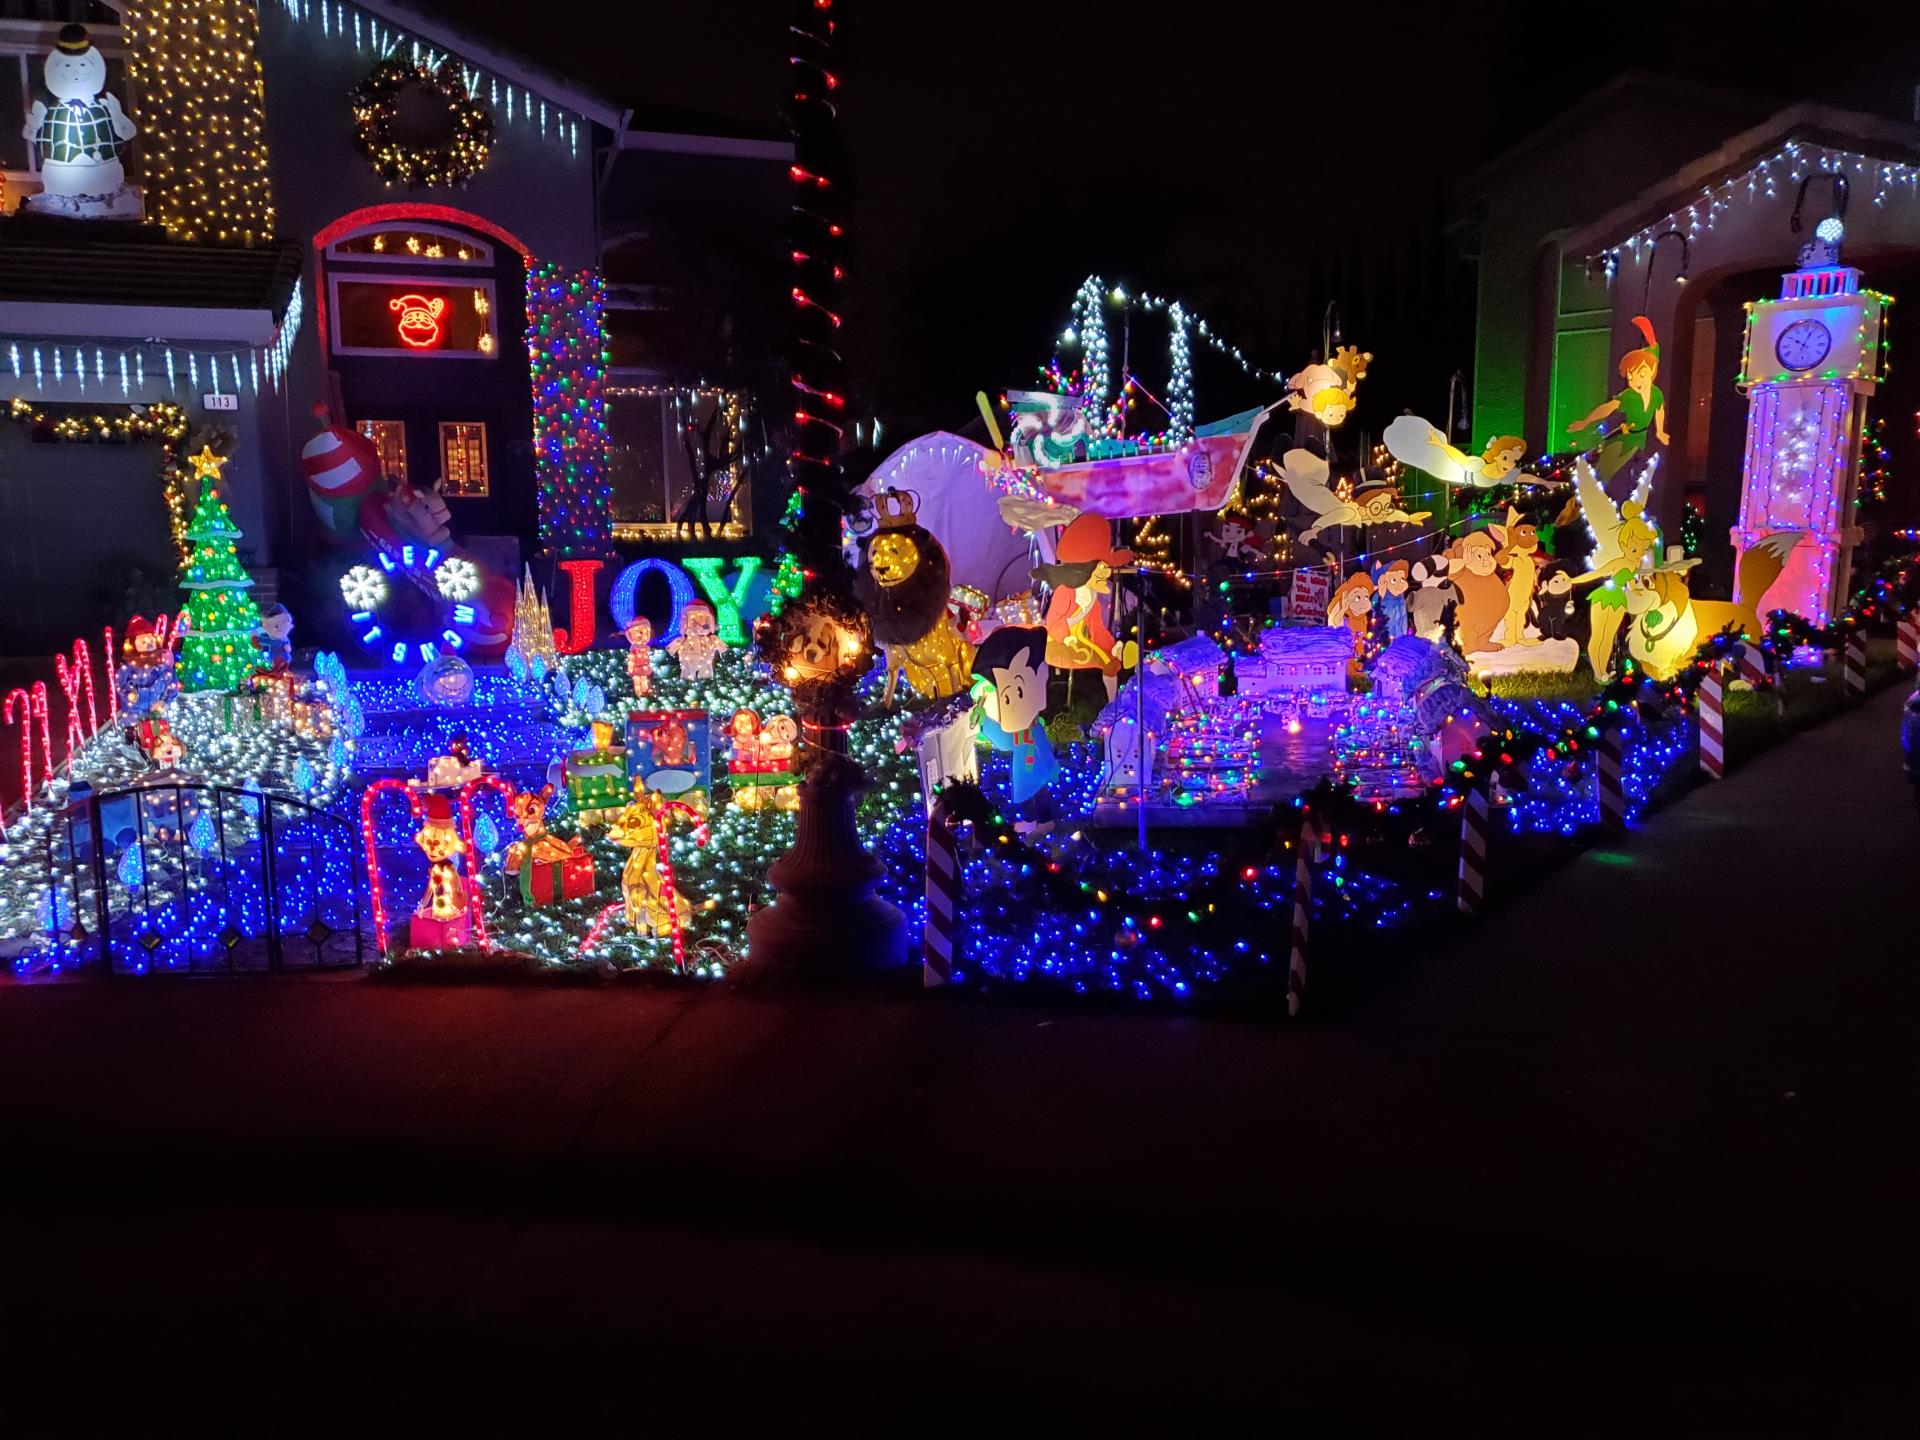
(349, 58, 493, 189)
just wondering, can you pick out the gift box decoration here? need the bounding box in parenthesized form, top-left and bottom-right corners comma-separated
(407, 911, 471, 950)
(519, 847, 595, 906)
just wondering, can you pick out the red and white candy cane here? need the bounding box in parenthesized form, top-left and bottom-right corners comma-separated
(456, 774, 518, 950)
(1735, 640, 1770, 689)
(54, 639, 99, 761)
(360, 778, 426, 956)
(1597, 726, 1627, 832)
(1844, 631, 1867, 699)
(1897, 613, 1919, 672)
(653, 797, 709, 973)
(1288, 823, 1319, 1019)
(923, 792, 961, 987)
(1456, 777, 1491, 915)
(1697, 668, 1726, 780)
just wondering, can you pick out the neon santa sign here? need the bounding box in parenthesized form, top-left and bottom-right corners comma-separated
(390, 292, 448, 349)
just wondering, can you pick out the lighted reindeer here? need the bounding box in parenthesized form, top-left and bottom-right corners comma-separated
(604, 791, 703, 937)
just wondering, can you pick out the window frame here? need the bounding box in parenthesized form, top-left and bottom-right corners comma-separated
(354, 419, 409, 487)
(324, 222, 495, 268)
(437, 420, 490, 498)
(326, 270, 500, 361)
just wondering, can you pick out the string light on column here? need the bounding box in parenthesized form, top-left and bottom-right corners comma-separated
(122, 0, 276, 245)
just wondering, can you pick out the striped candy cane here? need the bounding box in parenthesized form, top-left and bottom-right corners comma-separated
(1456, 777, 1491, 915)
(1288, 825, 1318, 1018)
(1897, 613, 1919, 672)
(1597, 726, 1627, 832)
(1734, 640, 1770, 689)
(1844, 632, 1867, 699)
(923, 794, 961, 988)
(1697, 669, 1726, 779)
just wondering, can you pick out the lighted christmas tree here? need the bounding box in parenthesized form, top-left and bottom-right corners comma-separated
(177, 448, 262, 691)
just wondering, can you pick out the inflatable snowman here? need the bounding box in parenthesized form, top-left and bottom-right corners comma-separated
(22, 25, 142, 218)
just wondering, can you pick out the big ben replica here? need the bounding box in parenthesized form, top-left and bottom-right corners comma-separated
(1733, 218, 1892, 625)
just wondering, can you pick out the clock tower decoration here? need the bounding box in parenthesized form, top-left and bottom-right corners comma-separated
(1732, 217, 1892, 625)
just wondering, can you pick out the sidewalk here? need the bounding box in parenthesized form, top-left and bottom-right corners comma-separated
(0, 687, 1913, 1429)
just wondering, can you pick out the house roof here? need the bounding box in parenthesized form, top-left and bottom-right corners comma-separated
(1454, 70, 1781, 205)
(0, 225, 304, 342)
(1562, 101, 1920, 257)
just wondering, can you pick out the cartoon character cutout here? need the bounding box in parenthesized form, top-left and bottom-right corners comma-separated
(1277, 448, 1431, 547)
(666, 601, 725, 681)
(1382, 415, 1530, 488)
(1531, 562, 1580, 644)
(1572, 457, 1662, 679)
(1446, 529, 1509, 657)
(1373, 560, 1412, 640)
(1285, 345, 1371, 429)
(253, 603, 294, 672)
(972, 624, 1057, 832)
(1493, 507, 1543, 647)
(1033, 512, 1139, 701)
(1408, 556, 1459, 643)
(1207, 510, 1263, 567)
(624, 617, 653, 697)
(1567, 314, 1668, 480)
(1327, 572, 1375, 639)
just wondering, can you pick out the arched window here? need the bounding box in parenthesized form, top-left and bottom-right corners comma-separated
(323, 220, 500, 360)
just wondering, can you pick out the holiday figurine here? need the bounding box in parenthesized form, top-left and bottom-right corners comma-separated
(409, 794, 472, 949)
(1032, 512, 1139, 703)
(116, 616, 179, 722)
(606, 792, 702, 937)
(973, 625, 1057, 833)
(1374, 560, 1412, 639)
(1568, 315, 1668, 480)
(504, 783, 594, 906)
(21, 25, 141, 219)
(564, 718, 630, 826)
(1494, 507, 1543, 647)
(1531, 563, 1581, 644)
(134, 716, 183, 771)
(623, 616, 653, 698)
(254, 603, 295, 672)
(666, 601, 726, 681)
(760, 714, 800, 811)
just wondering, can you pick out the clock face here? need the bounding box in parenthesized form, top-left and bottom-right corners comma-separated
(1775, 317, 1833, 372)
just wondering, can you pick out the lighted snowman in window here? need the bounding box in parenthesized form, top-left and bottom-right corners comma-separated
(21, 25, 141, 218)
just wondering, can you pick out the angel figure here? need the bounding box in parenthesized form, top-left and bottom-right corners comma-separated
(1278, 448, 1431, 547)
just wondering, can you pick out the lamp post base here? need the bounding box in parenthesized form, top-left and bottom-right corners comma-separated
(741, 773, 907, 981)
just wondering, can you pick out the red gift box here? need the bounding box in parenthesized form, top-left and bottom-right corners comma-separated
(408, 911, 471, 950)
(519, 848, 595, 906)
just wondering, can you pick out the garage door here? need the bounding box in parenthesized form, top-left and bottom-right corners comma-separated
(0, 425, 177, 654)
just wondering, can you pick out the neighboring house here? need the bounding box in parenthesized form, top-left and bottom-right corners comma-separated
(0, 0, 790, 654)
(1452, 72, 1920, 578)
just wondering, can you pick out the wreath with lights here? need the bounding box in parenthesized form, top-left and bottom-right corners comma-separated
(349, 58, 494, 189)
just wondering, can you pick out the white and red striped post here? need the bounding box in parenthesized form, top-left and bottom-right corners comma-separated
(1734, 640, 1770, 689)
(1844, 631, 1868, 699)
(1287, 825, 1318, 1019)
(1456, 776, 1491, 915)
(1697, 667, 1726, 779)
(923, 794, 961, 987)
(1896, 612, 1919, 672)
(1597, 726, 1627, 832)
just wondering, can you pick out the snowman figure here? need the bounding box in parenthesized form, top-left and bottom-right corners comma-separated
(22, 25, 141, 217)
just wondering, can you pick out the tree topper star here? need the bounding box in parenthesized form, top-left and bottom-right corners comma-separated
(188, 445, 228, 479)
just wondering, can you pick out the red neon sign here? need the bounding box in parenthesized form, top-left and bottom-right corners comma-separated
(389, 292, 448, 349)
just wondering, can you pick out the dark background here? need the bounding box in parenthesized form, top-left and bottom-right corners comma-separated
(419, 1, 1914, 442)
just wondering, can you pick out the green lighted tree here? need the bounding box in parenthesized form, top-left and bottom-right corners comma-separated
(176, 448, 262, 691)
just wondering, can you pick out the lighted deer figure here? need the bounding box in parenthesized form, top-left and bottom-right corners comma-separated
(604, 791, 709, 969)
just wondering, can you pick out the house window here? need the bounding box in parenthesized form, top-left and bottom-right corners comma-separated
(329, 275, 497, 358)
(356, 420, 408, 486)
(606, 388, 750, 539)
(439, 422, 489, 497)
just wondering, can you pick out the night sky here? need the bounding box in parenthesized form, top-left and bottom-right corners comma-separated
(419, 0, 1904, 444)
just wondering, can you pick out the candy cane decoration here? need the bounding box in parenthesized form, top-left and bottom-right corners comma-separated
(1844, 631, 1867, 699)
(455, 773, 518, 949)
(360, 778, 424, 956)
(653, 798, 709, 973)
(1288, 824, 1318, 1019)
(923, 792, 961, 987)
(54, 640, 98, 760)
(1456, 776, 1491, 915)
(1897, 612, 1919, 672)
(103, 625, 119, 724)
(4, 687, 35, 816)
(1597, 726, 1627, 832)
(1734, 640, 1770, 689)
(1697, 668, 1726, 780)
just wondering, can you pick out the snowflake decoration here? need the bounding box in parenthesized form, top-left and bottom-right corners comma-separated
(340, 564, 389, 612)
(434, 556, 481, 601)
